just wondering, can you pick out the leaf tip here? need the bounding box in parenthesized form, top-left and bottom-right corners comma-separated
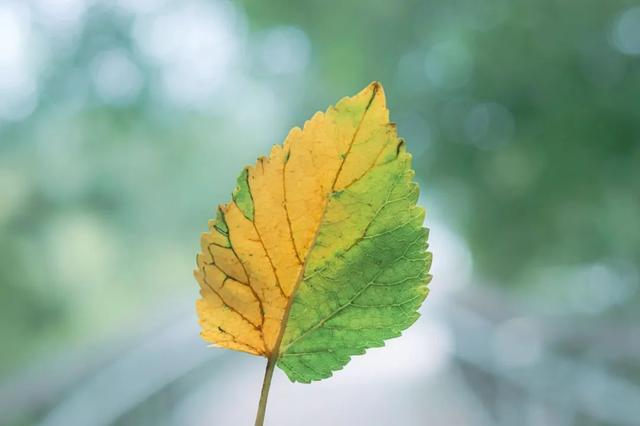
(369, 80, 382, 92)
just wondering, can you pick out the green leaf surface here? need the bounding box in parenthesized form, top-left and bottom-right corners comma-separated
(278, 145, 431, 382)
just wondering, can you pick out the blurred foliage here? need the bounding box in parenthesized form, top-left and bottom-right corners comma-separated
(238, 0, 640, 283)
(0, 0, 638, 406)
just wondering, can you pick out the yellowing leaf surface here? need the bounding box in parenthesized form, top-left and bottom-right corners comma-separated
(195, 82, 431, 382)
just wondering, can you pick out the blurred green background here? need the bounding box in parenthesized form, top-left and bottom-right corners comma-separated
(1, 0, 639, 425)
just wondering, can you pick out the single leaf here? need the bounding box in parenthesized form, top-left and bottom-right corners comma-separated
(194, 82, 432, 384)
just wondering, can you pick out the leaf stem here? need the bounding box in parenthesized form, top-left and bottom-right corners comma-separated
(255, 355, 277, 426)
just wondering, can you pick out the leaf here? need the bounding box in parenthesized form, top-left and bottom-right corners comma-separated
(194, 82, 432, 383)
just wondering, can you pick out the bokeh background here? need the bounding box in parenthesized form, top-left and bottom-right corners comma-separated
(1, 0, 639, 425)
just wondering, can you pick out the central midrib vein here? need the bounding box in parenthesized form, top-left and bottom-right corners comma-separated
(267, 83, 380, 362)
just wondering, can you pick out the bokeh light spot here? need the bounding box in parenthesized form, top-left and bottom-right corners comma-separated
(0, 2, 39, 122)
(463, 102, 515, 150)
(424, 41, 473, 90)
(90, 48, 144, 105)
(258, 26, 311, 75)
(611, 7, 640, 55)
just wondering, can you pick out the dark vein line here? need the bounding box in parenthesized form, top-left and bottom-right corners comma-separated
(340, 170, 404, 254)
(241, 168, 288, 301)
(225, 219, 266, 330)
(206, 244, 250, 286)
(324, 322, 409, 331)
(282, 149, 303, 265)
(278, 358, 308, 382)
(214, 227, 228, 237)
(340, 133, 399, 193)
(208, 241, 231, 249)
(251, 221, 288, 300)
(362, 214, 419, 240)
(281, 349, 351, 361)
(281, 350, 336, 357)
(220, 276, 229, 289)
(201, 270, 262, 330)
(370, 271, 425, 287)
(215, 326, 263, 354)
(350, 294, 423, 309)
(330, 82, 380, 192)
(296, 357, 324, 378)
